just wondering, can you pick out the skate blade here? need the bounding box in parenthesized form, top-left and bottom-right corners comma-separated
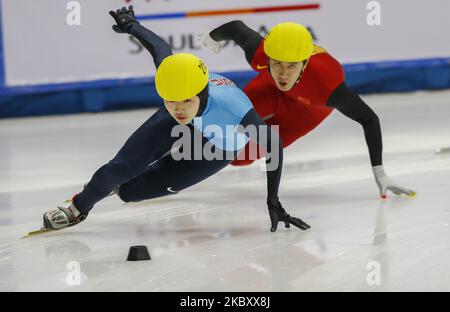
(22, 228, 53, 238)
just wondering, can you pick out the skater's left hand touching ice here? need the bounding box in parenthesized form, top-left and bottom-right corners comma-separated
(373, 165, 417, 199)
(267, 199, 311, 232)
(109, 5, 139, 34)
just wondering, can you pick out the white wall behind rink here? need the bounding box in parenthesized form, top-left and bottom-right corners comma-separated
(2, 0, 450, 87)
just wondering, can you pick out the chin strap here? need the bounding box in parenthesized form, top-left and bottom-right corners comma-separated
(294, 60, 308, 85)
(195, 85, 209, 117)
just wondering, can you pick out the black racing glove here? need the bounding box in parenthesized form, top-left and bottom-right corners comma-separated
(267, 199, 311, 232)
(109, 5, 139, 34)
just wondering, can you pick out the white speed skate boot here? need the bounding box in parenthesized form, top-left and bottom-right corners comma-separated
(43, 195, 87, 230)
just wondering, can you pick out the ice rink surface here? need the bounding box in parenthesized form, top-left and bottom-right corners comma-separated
(0, 90, 449, 291)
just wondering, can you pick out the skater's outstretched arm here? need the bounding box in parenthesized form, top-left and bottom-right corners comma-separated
(240, 109, 283, 201)
(240, 109, 311, 232)
(110, 6, 173, 68)
(327, 82, 382, 167)
(327, 83, 416, 198)
(203, 21, 263, 64)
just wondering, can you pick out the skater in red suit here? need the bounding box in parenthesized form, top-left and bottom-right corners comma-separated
(200, 21, 416, 198)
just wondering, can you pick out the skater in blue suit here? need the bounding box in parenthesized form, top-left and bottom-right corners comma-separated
(42, 6, 310, 233)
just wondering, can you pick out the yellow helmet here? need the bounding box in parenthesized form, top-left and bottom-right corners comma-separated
(155, 53, 209, 101)
(264, 22, 313, 62)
